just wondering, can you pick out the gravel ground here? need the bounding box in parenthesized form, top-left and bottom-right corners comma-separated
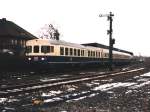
(1, 62, 150, 112)
(31, 69, 150, 112)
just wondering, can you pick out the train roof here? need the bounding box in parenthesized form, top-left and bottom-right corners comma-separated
(27, 39, 133, 55)
(82, 43, 133, 55)
(28, 39, 85, 49)
(49, 39, 86, 48)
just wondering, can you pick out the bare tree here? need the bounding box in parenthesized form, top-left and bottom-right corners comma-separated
(39, 24, 60, 40)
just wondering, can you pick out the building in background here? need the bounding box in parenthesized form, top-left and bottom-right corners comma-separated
(0, 18, 38, 70)
(0, 18, 37, 56)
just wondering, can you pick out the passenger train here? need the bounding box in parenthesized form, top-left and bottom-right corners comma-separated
(25, 39, 133, 70)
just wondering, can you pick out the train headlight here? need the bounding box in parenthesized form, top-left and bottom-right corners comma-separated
(28, 57, 31, 61)
(41, 57, 45, 61)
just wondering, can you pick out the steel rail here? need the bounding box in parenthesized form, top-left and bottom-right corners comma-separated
(0, 68, 145, 97)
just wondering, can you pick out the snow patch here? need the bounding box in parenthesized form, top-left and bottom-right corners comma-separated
(98, 72, 106, 74)
(42, 90, 62, 97)
(7, 99, 19, 103)
(91, 82, 100, 85)
(85, 83, 93, 87)
(67, 88, 76, 92)
(137, 78, 149, 82)
(40, 78, 62, 82)
(130, 81, 150, 89)
(134, 76, 140, 79)
(125, 90, 132, 94)
(4, 107, 15, 111)
(93, 82, 136, 91)
(79, 72, 86, 75)
(140, 72, 150, 77)
(72, 96, 87, 101)
(88, 93, 99, 97)
(61, 74, 70, 77)
(0, 98, 7, 103)
(107, 91, 114, 94)
(44, 97, 63, 103)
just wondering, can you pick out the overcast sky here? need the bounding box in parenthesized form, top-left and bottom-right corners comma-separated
(0, 0, 150, 56)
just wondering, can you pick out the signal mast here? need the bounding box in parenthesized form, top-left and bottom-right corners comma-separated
(99, 12, 115, 71)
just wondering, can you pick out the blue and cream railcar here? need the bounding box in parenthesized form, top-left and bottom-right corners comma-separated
(25, 39, 133, 69)
(112, 50, 133, 65)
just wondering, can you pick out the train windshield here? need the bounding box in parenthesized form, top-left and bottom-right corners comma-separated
(26, 46, 32, 53)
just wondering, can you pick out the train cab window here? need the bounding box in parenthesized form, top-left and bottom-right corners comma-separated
(70, 48, 73, 56)
(34, 46, 39, 53)
(41, 46, 50, 53)
(50, 46, 54, 53)
(78, 49, 80, 56)
(74, 49, 77, 56)
(65, 48, 69, 55)
(60, 47, 64, 55)
(26, 46, 32, 53)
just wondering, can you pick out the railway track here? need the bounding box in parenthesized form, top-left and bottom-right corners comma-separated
(0, 67, 146, 97)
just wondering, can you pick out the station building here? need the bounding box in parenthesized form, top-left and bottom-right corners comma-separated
(0, 18, 37, 56)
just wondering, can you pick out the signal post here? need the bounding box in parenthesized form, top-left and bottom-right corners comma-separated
(99, 12, 115, 71)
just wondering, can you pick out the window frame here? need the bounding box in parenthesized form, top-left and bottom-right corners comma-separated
(60, 47, 64, 55)
(78, 49, 80, 56)
(70, 48, 73, 56)
(41, 45, 50, 53)
(74, 49, 77, 56)
(50, 46, 54, 53)
(26, 46, 32, 53)
(65, 47, 69, 56)
(33, 45, 39, 53)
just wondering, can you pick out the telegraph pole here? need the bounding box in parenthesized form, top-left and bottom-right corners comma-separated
(99, 12, 115, 71)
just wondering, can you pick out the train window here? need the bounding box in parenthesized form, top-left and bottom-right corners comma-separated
(41, 46, 50, 53)
(93, 51, 95, 57)
(99, 52, 101, 57)
(78, 49, 80, 56)
(101, 52, 103, 58)
(65, 48, 68, 55)
(104, 53, 108, 57)
(81, 50, 84, 56)
(26, 46, 32, 53)
(88, 51, 90, 57)
(74, 49, 77, 56)
(82, 50, 85, 56)
(70, 48, 73, 56)
(60, 47, 64, 55)
(34, 46, 39, 53)
(91, 51, 93, 57)
(50, 46, 54, 53)
(96, 52, 98, 57)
